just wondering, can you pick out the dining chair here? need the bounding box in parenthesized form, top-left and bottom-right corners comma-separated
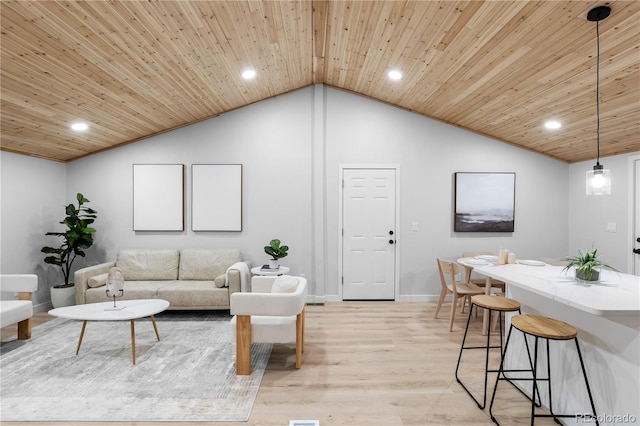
(435, 259, 485, 332)
(462, 251, 506, 292)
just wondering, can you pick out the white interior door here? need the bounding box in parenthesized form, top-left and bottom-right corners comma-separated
(634, 158, 640, 275)
(342, 168, 396, 300)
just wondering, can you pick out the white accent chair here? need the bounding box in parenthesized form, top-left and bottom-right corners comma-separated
(0, 274, 38, 339)
(230, 275, 307, 375)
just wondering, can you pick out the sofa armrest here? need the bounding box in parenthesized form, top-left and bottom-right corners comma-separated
(74, 262, 115, 305)
(226, 261, 251, 295)
(227, 269, 241, 295)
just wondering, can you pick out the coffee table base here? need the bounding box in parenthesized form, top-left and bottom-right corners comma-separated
(75, 315, 162, 365)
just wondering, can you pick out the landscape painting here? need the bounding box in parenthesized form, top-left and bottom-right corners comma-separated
(454, 172, 515, 232)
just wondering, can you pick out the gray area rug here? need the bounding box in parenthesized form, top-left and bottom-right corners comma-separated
(0, 311, 271, 421)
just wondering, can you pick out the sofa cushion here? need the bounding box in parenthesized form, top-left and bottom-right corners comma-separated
(116, 249, 179, 280)
(271, 275, 299, 293)
(178, 249, 242, 281)
(85, 281, 172, 304)
(158, 281, 229, 307)
(87, 273, 108, 288)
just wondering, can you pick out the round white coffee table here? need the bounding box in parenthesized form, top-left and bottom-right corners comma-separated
(49, 299, 170, 364)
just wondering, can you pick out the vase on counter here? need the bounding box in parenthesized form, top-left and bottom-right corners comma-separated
(575, 268, 599, 285)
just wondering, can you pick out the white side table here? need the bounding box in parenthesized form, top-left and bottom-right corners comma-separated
(251, 266, 290, 276)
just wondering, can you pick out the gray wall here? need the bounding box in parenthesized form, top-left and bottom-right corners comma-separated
(1, 151, 67, 307)
(2, 86, 636, 310)
(568, 153, 640, 273)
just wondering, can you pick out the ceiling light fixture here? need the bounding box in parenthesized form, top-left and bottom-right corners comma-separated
(70, 122, 89, 132)
(544, 120, 561, 130)
(388, 70, 402, 81)
(585, 5, 611, 196)
(242, 69, 256, 80)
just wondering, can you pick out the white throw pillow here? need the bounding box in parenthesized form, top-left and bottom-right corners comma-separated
(87, 273, 108, 288)
(271, 275, 299, 293)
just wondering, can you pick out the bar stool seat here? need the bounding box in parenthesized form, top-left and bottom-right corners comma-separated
(455, 295, 534, 409)
(489, 314, 599, 425)
(473, 294, 520, 312)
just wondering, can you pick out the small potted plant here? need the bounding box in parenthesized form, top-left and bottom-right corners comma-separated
(562, 248, 616, 284)
(41, 193, 98, 307)
(264, 239, 289, 269)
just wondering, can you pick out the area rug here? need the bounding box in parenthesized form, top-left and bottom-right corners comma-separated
(0, 313, 271, 421)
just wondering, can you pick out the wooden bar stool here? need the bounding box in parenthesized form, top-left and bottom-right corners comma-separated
(455, 295, 535, 409)
(489, 314, 599, 425)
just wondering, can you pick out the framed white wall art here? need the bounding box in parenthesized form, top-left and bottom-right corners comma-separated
(133, 164, 184, 231)
(191, 164, 242, 231)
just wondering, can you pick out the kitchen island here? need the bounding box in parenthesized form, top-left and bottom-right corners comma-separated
(473, 263, 639, 426)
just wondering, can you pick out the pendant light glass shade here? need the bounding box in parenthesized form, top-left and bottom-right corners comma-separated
(586, 164, 611, 195)
(585, 5, 611, 195)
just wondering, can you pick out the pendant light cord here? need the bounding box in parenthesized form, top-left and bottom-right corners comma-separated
(595, 19, 601, 166)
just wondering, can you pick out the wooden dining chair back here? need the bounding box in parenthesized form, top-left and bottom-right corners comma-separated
(462, 251, 506, 293)
(435, 259, 485, 332)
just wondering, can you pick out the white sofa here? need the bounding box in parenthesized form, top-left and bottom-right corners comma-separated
(74, 249, 250, 310)
(0, 274, 38, 339)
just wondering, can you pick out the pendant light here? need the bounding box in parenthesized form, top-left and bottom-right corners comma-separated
(585, 5, 611, 195)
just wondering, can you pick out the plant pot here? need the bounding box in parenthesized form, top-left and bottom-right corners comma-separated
(51, 284, 75, 308)
(268, 259, 279, 269)
(575, 268, 599, 284)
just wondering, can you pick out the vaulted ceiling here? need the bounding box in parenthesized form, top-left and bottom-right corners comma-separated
(1, 1, 639, 163)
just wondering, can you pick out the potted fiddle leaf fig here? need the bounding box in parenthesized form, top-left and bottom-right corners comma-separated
(562, 248, 616, 283)
(41, 193, 98, 307)
(264, 239, 289, 269)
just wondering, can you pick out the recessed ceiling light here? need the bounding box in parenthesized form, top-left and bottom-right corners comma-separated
(544, 120, 561, 130)
(70, 122, 89, 132)
(242, 69, 256, 80)
(388, 70, 402, 80)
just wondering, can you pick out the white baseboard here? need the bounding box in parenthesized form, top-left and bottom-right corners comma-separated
(322, 295, 443, 302)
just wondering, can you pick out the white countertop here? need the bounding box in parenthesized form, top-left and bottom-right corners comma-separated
(472, 263, 640, 316)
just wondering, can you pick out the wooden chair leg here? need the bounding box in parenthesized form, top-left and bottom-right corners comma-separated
(434, 288, 447, 318)
(296, 312, 303, 368)
(17, 318, 32, 340)
(460, 296, 467, 313)
(236, 315, 252, 375)
(17, 292, 32, 340)
(300, 308, 305, 353)
(491, 309, 500, 332)
(449, 295, 458, 332)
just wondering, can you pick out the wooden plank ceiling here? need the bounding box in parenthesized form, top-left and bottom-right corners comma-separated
(1, 0, 639, 163)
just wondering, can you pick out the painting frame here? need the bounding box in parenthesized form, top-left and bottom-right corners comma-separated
(133, 164, 185, 231)
(454, 172, 515, 232)
(191, 164, 243, 232)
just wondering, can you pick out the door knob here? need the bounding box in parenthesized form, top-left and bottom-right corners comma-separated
(389, 230, 394, 235)
(389, 239, 395, 244)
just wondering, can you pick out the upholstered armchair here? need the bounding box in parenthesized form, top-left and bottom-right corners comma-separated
(0, 274, 38, 339)
(230, 275, 307, 375)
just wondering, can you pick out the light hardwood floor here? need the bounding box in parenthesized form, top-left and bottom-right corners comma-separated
(1, 301, 560, 425)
